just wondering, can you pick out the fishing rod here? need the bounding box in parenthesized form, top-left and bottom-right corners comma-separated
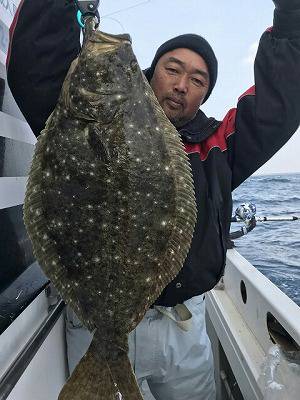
(229, 203, 299, 240)
(255, 215, 299, 222)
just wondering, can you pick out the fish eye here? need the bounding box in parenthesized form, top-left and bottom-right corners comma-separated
(130, 60, 138, 72)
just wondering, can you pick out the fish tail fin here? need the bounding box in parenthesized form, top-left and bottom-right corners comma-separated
(58, 341, 115, 400)
(108, 352, 143, 400)
(58, 341, 143, 400)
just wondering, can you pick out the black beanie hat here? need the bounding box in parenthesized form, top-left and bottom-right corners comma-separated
(145, 33, 218, 103)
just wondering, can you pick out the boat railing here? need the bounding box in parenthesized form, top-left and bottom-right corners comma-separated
(206, 249, 300, 400)
(0, 299, 65, 400)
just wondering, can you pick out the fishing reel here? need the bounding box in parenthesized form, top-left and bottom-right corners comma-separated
(75, 0, 100, 28)
(234, 203, 256, 223)
(229, 203, 257, 240)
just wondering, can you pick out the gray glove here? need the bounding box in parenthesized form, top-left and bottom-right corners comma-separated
(272, 0, 300, 10)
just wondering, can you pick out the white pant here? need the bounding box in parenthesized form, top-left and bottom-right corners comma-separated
(65, 295, 216, 400)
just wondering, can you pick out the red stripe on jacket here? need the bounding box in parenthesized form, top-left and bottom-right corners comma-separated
(6, 0, 25, 69)
(184, 108, 236, 160)
(184, 85, 256, 160)
(238, 85, 255, 101)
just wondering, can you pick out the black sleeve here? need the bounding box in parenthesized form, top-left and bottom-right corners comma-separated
(6, 0, 81, 137)
(226, 7, 300, 190)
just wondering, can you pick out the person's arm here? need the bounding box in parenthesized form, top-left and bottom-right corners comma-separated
(221, 1, 300, 190)
(6, 0, 81, 137)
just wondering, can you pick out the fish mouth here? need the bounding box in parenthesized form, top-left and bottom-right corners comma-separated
(97, 31, 132, 45)
(91, 31, 132, 53)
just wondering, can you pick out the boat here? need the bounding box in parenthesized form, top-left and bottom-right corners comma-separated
(0, 3, 299, 399)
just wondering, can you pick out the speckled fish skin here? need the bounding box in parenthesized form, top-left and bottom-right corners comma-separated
(24, 22, 197, 400)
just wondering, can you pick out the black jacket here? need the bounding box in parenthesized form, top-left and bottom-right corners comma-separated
(7, 0, 300, 306)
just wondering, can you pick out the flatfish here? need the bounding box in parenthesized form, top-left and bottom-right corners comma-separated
(24, 19, 197, 400)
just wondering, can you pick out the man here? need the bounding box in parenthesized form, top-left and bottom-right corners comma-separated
(7, 1, 300, 399)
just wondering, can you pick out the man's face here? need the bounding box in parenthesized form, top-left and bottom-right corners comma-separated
(150, 48, 210, 128)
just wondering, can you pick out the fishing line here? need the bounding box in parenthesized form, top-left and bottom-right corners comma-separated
(102, 16, 126, 32)
(102, 0, 152, 18)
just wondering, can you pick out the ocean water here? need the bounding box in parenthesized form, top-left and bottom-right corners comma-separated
(231, 173, 300, 306)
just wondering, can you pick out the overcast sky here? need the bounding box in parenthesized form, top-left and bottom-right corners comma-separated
(99, 0, 299, 175)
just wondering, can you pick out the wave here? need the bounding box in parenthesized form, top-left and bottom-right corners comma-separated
(258, 177, 291, 183)
(233, 198, 300, 206)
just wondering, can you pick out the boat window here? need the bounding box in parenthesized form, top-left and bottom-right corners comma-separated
(267, 312, 300, 354)
(240, 280, 247, 304)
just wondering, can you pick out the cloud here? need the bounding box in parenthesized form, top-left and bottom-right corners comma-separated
(243, 42, 259, 65)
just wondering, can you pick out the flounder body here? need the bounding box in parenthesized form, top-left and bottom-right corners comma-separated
(24, 23, 196, 400)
